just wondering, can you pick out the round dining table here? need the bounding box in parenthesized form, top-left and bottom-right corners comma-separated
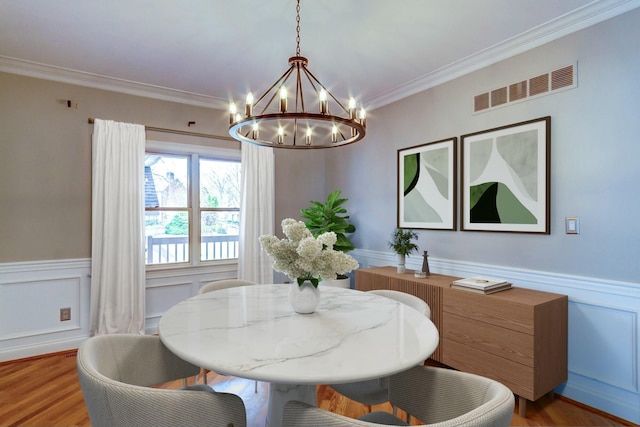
(159, 284, 439, 427)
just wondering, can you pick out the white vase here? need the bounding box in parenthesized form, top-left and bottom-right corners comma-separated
(289, 280, 320, 314)
(397, 254, 406, 274)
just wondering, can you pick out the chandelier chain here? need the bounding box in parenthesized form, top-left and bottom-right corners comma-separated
(295, 0, 301, 56)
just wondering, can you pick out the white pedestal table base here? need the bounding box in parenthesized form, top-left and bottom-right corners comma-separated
(266, 383, 317, 427)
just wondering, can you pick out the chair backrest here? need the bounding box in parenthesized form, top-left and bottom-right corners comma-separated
(368, 289, 431, 318)
(77, 334, 246, 427)
(388, 365, 514, 426)
(198, 279, 257, 294)
(282, 366, 514, 427)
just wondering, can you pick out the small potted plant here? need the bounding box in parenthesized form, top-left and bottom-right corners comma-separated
(300, 190, 356, 287)
(388, 228, 419, 274)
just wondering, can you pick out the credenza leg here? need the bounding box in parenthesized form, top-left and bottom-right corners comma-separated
(518, 395, 527, 418)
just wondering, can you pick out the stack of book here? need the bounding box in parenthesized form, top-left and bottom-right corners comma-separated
(451, 277, 512, 294)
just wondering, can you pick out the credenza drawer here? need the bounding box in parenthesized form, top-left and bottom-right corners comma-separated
(443, 312, 533, 367)
(444, 288, 534, 334)
(443, 339, 534, 400)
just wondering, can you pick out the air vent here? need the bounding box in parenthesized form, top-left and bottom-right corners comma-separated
(509, 81, 527, 102)
(474, 93, 489, 111)
(473, 63, 577, 113)
(552, 65, 574, 90)
(491, 87, 508, 107)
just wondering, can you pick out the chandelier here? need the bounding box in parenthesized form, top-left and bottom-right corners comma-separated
(228, 0, 366, 149)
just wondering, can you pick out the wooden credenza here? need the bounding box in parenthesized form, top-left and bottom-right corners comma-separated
(356, 266, 568, 417)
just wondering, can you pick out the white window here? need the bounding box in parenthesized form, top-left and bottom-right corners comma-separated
(144, 141, 241, 267)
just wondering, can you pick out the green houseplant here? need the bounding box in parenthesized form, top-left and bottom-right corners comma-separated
(388, 228, 419, 273)
(300, 190, 356, 253)
(300, 190, 356, 283)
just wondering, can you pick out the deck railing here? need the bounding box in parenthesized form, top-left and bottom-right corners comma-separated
(146, 234, 239, 264)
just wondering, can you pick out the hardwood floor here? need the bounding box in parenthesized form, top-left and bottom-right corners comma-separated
(0, 350, 633, 427)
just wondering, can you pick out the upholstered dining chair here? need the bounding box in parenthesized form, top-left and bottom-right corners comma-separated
(329, 289, 431, 412)
(198, 278, 259, 391)
(283, 365, 515, 427)
(76, 334, 246, 427)
(198, 278, 258, 295)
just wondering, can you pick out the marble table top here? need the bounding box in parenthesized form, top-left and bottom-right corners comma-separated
(159, 284, 439, 385)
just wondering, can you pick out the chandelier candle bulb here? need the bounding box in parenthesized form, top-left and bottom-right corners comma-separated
(359, 108, 367, 128)
(229, 102, 237, 124)
(277, 127, 284, 144)
(305, 127, 312, 145)
(331, 124, 338, 142)
(245, 92, 254, 116)
(319, 89, 328, 114)
(252, 123, 259, 140)
(279, 86, 288, 113)
(348, 97, 357, 120)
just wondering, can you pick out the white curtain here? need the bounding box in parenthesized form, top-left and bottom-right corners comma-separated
(90, 119, 146, 336)
(238, 143, 275, 283)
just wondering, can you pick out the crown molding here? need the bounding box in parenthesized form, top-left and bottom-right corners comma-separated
(1, 0, 639, 111)
(365, 0, 640, 110)
(0, 56, 229, 110)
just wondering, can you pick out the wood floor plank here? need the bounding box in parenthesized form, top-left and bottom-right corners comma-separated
(0, 351, 633, 427)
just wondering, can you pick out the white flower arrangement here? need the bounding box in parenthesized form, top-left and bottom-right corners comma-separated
(259, 218, 359, 287)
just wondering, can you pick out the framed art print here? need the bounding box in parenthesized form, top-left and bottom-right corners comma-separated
(398, 137, 457, 230)
(460, 116, 550, 233)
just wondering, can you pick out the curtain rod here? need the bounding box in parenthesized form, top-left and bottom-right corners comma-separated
(87, 118, 236, 142)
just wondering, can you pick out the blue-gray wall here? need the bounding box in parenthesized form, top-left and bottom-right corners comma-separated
(326, 9, 640, 423)
(329, 8, 640, 284)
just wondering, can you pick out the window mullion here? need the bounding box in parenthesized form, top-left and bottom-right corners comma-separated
(191, 153, 200, 266)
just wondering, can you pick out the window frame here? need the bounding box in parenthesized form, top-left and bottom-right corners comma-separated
(145, 140, 241, 271)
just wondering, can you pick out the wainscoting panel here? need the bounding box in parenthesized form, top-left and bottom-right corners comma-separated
(0, 277, 81, 340)
(568, 301, 637, 392)
(0, 259, 239, 361)
(0, 259, 91, 361)
(351, 249, 640, 425)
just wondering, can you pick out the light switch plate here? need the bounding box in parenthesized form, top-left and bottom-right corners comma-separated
(565, 217, 579, 234)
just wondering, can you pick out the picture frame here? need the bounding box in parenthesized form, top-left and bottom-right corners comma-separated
(398, 137, 457, 230)
(460, 116, 550, 233)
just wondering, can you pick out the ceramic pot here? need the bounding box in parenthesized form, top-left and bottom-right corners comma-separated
(397, 254, 406, 274)
(289, 280, 320, 314)
(320, 276, 350, 288)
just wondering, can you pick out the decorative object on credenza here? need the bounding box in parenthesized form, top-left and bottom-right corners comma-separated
(414, 250, 430, 278)
(388, 228, 419, 274)
(259, 218, 359, 313)
(422, 251, 430, 276)
(398, 137, 457, 230)
(460, 116, 550, 233)
(451, 277, 512, 294)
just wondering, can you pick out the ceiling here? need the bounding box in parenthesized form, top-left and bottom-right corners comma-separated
(1, 0, 638, 110)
